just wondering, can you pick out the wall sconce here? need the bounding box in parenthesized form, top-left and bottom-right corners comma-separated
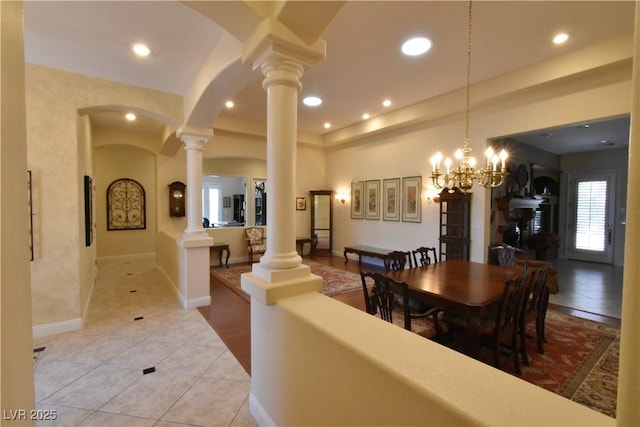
(425, 189, 440, 204)
(336, 192, 348, 204)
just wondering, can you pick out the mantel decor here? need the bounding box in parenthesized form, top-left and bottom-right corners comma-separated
(107, 178, 146, 230)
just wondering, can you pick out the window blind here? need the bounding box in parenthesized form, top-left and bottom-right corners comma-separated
(575, 180, 607, 251)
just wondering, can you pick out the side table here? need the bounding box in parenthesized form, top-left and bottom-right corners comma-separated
(210, 242, 230, 268)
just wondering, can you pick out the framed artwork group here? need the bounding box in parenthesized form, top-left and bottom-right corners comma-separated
(351, 176, 422, 223)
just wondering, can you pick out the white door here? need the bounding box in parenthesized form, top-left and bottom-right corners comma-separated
(567, 172, 615, 263)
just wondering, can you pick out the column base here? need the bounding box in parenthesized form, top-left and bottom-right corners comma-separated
(241, 263, 322, 305)
(259, 251, 302, 270)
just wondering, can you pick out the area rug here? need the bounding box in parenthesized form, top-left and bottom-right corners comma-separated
(211, 260, 363, 297)
(485, 310, 619, 417)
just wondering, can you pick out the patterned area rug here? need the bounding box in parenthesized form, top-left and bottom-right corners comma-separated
(486, 310, 619, 417)
(211, 260, 362, 297)
(212, 263, 619, 417)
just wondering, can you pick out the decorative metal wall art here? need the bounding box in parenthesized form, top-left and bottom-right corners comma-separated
(107, 178, 146, 230)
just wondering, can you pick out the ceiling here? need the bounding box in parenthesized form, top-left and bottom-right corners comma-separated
(23, 1, 635, 155)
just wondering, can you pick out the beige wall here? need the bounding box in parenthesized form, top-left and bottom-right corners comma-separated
(26, 64, 182, 330)
(1, 0, 36, 421)
(94, 143, 157, 258)
(326, 39, 633, 263)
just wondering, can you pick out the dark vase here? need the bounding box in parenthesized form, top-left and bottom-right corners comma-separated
(503, 222, 521, 247)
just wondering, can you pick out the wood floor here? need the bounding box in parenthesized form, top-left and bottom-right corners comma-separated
(198, 255, 620, 375)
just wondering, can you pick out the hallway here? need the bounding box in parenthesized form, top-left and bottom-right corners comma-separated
(32, 256, 257, 427)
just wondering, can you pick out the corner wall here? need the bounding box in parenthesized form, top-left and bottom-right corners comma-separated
(1, 0, 36, 420)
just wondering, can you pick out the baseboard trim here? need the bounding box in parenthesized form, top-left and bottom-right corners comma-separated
(184, 295, 211, 309)
(33, 318, 83, 339)
(249, 393, 275, 427)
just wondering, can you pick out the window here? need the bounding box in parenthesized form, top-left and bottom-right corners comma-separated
(202, 185, 220, 224)
(575, 180, 607, 251)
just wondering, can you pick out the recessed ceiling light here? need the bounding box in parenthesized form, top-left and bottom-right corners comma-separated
(131, 43, 151, 57)
(323, 122, 331, 129)
(362, 113, 370, 120)
(303, 96, 322, 107)
(577, 123, 590, 128)
(225, 100, 234, 109)
(401, 37, 432, 56)
(382, 99, 392, 107)
(540, 133, 553, 138)
(125, 113, 136, 121)
(553, 33, 569, 45)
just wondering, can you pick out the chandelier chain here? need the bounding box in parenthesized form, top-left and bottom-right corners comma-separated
(429, 0, 508, 193)
(465, 0, 472, 144)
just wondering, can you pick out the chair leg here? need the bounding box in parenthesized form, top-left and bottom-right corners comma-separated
(536, 318, 545, 354)
(520, 325, 529, 366)
(512, 334, 522, 375)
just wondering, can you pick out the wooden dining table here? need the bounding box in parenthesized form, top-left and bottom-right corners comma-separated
(385, 259, 523, 354)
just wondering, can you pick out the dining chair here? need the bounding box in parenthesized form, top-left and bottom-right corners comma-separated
(520, 263, 552, 361)
(359, 271, 445, 341)
(489, 244, 529, 270)
(412, 246, 438, 267)
(386, 250, 413, 271)
(444, 271, 531, 374)
(244, 227, 266, 264)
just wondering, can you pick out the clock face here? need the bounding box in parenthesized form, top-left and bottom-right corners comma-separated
(516, 163, 529, 189)
(172, 190, 184, 199)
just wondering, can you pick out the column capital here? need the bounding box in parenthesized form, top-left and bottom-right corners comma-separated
(260, 55, 304, 91)
(177, 126, 213, 147)
(242, 17, 326, 72)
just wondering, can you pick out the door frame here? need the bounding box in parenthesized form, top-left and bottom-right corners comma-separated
(566, 171, 616, 264)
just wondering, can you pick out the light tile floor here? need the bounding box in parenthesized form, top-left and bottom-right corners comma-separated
(548, 258, 623, 319)
(32, 255, 257, 427)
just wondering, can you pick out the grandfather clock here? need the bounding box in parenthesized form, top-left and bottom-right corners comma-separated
(168, 181, 186, 217)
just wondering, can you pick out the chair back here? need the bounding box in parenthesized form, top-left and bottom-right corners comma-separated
(523, 263, 551, 323)
(412, 246, 438, 267)
(360, 271, 411, 330)
(245, 227, 264, 245)
(387, 250, 413, 271)
(494, 272, 530, 339)
(489, 244, 528, 270)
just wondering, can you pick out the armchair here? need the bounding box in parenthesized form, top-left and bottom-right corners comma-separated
(245, 227, 266, 264)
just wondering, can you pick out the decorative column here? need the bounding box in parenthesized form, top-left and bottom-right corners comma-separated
(177, 127, 213, 238)
(239, 22, 326, 302)
(176, 126, 214, 309)
(259, 55, 304, 270)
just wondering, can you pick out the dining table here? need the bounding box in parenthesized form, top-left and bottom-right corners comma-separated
(385, 259, 523, 354)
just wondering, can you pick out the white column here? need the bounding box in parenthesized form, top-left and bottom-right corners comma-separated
(175, 126, 213, 309)
(617, 3, 640, 425)
(259, 55, 304, 270)
(177, 127, 212, 238)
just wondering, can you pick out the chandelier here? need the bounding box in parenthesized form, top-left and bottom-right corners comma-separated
(430, 1, 508, 193)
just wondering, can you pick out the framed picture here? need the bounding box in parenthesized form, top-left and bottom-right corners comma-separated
(382, 178, 401, 221)
(296, 197, 306, 210)
(84, 175, 93, 246)
(365, 180, 380, 220)
(402, 176, 422, 223)
(350, 181, 364, 219)
(223, 196, 231, 208)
